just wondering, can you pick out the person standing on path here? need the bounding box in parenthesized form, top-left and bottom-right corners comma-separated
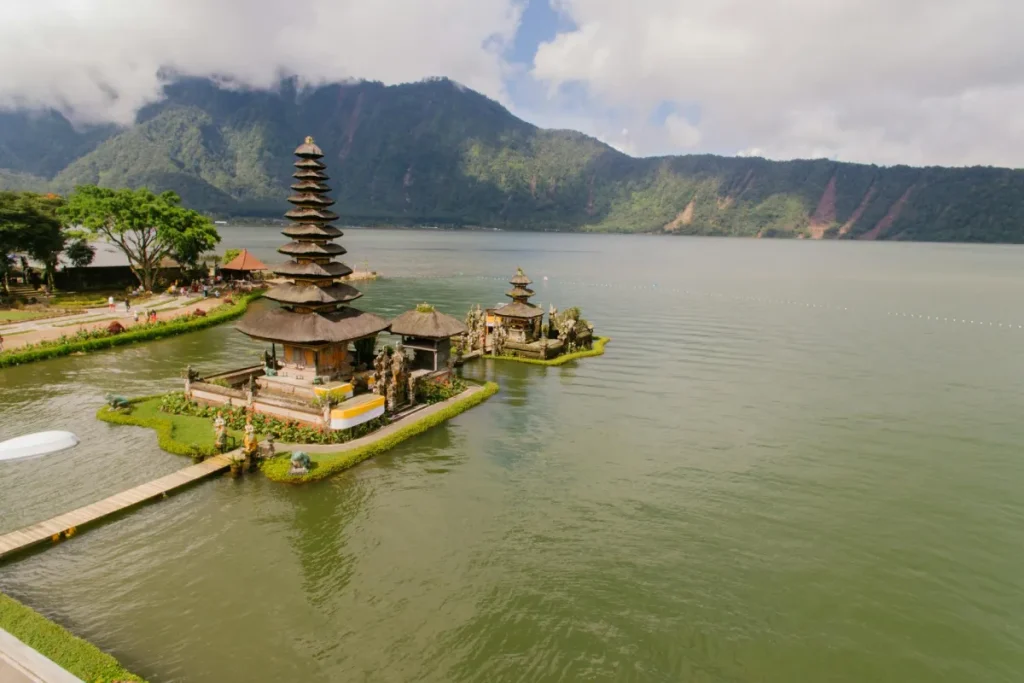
(124, 296, 131, 313)
(108, 295, 115, 312)
(0, 334, 4, 352)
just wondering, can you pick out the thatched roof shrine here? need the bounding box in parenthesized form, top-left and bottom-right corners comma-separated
(495, 267, 542, 319)
(494, 302, 544, 319)
(390, 306, 468, 339)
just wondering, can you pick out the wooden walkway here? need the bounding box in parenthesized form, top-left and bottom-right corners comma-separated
(0, 453, 234, 562)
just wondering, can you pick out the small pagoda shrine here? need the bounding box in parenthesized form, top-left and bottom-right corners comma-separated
(479, 266, 595, 360)
(490, 267, 544, 344)
(187, 137, 390, 431)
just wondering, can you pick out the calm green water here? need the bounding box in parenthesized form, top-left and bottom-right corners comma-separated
(2, 229, 1024, 683)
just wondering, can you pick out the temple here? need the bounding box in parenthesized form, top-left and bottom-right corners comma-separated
(463, 267, 595, 361)
(186, 137, 391, 430)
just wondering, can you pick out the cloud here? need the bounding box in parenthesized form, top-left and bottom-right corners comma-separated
(533, 0, 1024, 166)
(0, 0, 522, 124)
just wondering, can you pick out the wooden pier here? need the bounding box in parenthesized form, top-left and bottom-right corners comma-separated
(0, 453, 234, 562)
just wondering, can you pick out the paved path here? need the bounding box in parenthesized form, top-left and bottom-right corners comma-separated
(0, 293, 231, 351)
(276, 384, 483, 454)
(0, 454, 234, 562)
(0, 628, 83, 683)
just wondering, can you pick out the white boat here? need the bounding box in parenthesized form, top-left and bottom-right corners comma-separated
(0, 431, 79, 462)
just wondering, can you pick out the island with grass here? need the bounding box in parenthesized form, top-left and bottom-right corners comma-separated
(453, 267, 609, 365)
(98, 137, 501, 482)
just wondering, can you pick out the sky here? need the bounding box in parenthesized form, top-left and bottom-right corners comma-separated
(1, 0, 1023, 168)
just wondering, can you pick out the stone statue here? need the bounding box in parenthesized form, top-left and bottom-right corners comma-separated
(213, 412, 227, 453)
(388, 343, 408, 411)
(246, 374, 257, 408)
(183, 364, 200, 382)
(550, 306, 583, 351)
(492, 322, 508, 356)
(463, 307, 475, 351)
(261, 434, 276, 460)
(322, 399, 332, 429)
(262, 349, 274, 370)
(463, 304, 486, 352)
(182, 364, 200, 398)
(105, 393, 130, 410)
(386, 380, 397, 413)
(372, 347, 390, 396)
(289, 451, 311, 476)
(242, 414, 258, 458)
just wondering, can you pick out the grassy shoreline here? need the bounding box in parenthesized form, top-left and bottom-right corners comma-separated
(97, 382, 501, 484)
(97, 396, 239, 458)
(487, 336, 610, 366)
(261, 382, 500, 484)
(0, 291, 263, 369)
(0, 592, 146, 682)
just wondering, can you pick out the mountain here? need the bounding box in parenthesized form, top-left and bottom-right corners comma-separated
(2, 77, 1024, 242)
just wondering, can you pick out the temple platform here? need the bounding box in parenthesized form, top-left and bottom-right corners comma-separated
(492, 338, 565, 360)
(191, 366, 388, 431)
(258, 374, 354, 402)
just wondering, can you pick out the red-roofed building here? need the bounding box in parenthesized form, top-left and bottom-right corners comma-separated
(220, 249, 268, 278)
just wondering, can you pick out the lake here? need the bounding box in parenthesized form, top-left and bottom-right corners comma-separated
(2, 228, 1024, 682)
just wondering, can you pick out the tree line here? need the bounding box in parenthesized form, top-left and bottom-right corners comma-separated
(0, 186, 220, 294)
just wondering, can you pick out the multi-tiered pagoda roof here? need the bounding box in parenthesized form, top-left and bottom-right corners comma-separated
(496, 267, 543, 318)
(236, 137, 389, 344)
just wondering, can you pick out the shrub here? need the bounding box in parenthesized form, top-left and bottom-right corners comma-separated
(192, 308, 206, 317)
(415, 376, 466, 404)
(107, 320, 125, 334)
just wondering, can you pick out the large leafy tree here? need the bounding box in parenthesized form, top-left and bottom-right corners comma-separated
(60, 186, 220, 290)
(0, 191, 67, 293)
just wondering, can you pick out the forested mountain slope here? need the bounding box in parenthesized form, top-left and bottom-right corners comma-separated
(2, 77, 1023, 242)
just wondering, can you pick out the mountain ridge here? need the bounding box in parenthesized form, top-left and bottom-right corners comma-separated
(2, 77, 1024, 242)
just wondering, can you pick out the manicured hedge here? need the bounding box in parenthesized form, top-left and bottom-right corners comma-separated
(488, 336, 610, 366)
(0, 592, 146, 682)
(261, 381, 500, 484)
(0, 291, 263, 368)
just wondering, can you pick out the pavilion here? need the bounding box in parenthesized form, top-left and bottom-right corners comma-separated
(488, 268, 544, 345)
(389, 304, 467, 381)
(220, 249, 268, 280)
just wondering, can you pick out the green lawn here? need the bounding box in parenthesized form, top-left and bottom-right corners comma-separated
(0, 310, 50, 323)
(100, 382, 500, 484)
(0, 592, 146, 682)
(97, 397, 243, 457)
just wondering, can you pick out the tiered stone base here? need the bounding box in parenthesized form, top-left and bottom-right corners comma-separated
(188, 366, 384, 431)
